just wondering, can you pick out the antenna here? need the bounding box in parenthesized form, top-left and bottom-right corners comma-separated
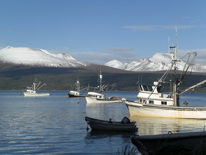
(176, 27, 178, 57)
(168, 36, 170, 53)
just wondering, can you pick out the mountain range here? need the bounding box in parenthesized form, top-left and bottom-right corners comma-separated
(0, 46, 206, 91)
(0, 46, 89, 68)
(105, 53, 206, 72)
(0, 46, 206, 73)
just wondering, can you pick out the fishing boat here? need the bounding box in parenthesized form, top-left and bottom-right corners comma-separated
(123, 34, 206, 119)
(85, 72, 122, 104)
(85, 116, 137, 132)
(24, 78, 50, 97)
(132, 131, 206, 155)
(68, 80, 86, 97)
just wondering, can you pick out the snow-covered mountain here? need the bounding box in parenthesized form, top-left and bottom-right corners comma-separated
(104, 60, 123, 69)
(0, 46, 89, 67)
(104, 53, 206, 72)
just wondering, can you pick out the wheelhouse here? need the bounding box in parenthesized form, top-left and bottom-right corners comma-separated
(136, 82, 174, 106)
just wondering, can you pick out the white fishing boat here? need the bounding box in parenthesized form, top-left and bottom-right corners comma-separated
(132, 131, 206, 155)
(68, 80, 86, 97)
(85, 116, 137, 132)
(123, 34, 206, 119)
(24, 78, 50, 97)
(85, 72, 122, 104)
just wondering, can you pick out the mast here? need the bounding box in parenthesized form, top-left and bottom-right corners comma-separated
(99, 71, 103, 93)
(170, 28, 179, 106)
(76, 80, 80, 92)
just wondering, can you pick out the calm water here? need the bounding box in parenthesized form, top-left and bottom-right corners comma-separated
(0, 90, 206, 154)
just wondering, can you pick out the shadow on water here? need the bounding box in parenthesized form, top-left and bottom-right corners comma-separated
(85, 130, 135, 139)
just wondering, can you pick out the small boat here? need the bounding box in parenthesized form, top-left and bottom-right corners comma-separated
(24, 78, 50, 97)
(68, 91, 85, 97)
(85, 72, 122, 104)
(68, 80, 86, 97)
(123, 33, 206, 119)
(85, 116, 137, 132)
(132, 131, 206, 155)
(86, 92, 122, 104)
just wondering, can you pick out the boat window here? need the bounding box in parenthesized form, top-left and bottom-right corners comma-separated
(157, 87, 161, 93)
(143, 85, 147, 91)
(138, 86, 143, 91)
(139, 99, 142, 102)
(147, 86, 153, 91)
(149, 100, 154, 104)
(161, 101, 167, 105)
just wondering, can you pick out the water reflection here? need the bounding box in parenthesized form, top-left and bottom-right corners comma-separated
(84, 130, 136, 153)
(130, 116, 206, 136)
(85, 102, 129, 121)
(85, 130, 134, 139)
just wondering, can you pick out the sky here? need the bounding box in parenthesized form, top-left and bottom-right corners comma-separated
(0, 0, 206, 65)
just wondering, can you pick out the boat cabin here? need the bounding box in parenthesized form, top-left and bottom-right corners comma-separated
(87, 92, 105, 99)
(136, 82, 174, 106)
(137, 81, 161, 93)
(70, 91, 80, 95)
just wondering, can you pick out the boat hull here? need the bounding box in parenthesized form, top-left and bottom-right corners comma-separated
(125, 101, 206, 119)
(68, 93, 85, 97)
(24, 92, 50, 97)
(132, 131, 206, 155)
(85, 97, 122, 104)
(85, 116, 136, 132)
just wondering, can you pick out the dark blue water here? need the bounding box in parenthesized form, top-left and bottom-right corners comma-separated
(0, 90, 206, 154)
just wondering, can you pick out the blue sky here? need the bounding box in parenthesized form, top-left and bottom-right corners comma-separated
(0, 0, 206, 64)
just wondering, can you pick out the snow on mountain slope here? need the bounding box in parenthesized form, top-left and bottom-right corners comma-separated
(104, 60, 123, 69)
(0, 46, 89, 67)
(104, 52, 206, 72)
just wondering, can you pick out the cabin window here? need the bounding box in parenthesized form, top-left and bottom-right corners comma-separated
(149, 100, 154, 104)
(157, 87, 161, 93)
(143, 85, 147, 91)
(161, 101, 167, 105)
(141, 85, 153, 91)
(138, 86, 143, 91)
(148, 86, 152, 91)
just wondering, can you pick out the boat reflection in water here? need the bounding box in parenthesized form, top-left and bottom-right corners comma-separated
(130, 116, 206, 136)
(85, 130, 134, 139)
(130, 116, 206, 154)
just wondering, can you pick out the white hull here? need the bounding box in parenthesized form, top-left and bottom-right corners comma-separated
(125, 101, 206, 119)
(24, 92, 50, 97)
(86, 97, 122, 104)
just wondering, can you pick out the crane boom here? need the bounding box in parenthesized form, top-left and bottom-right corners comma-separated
(178, 79, 206, 95)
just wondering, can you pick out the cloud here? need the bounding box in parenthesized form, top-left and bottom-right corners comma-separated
(68, 47, 139, 65)
(122, 25, 199, 31)
(70, 50, 141, 65)
(69, 48, 206, 65)
(101, 47, 134, 53)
